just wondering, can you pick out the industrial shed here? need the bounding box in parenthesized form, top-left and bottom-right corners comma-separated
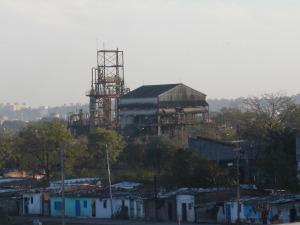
(118, 83, 209, 138)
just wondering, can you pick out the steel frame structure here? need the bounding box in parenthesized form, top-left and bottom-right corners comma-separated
(86, 49, 128, 130)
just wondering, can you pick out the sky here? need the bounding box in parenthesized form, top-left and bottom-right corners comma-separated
(1, 0, 300, 108)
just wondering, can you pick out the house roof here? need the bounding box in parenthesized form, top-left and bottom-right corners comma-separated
(121, 84, 180, 99)
(111, 182, 143, 189)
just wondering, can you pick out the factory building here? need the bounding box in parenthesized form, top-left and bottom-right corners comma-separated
(119, 83, 209, 139)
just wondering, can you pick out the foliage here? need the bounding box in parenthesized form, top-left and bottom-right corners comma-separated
(18, 121, 74, 183)
(122, 139, 147, 169)
(87, 127, 125, 169)
(164, 148, 233, 188)
(0, 132, 19, 168)
(259, 127, 298, 191)
(144, 135, 177, 174)
(243, 91, 297, 137)
(210, 107, 255, 141)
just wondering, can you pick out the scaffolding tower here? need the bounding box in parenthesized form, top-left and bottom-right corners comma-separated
(86, 49, 129, 131)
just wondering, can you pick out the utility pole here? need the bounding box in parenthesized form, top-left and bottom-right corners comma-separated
(60, 144, 65, 225)
(105, 144, 114, 219)
(235, 126, 241, 223)
(154, 175, 158, 221)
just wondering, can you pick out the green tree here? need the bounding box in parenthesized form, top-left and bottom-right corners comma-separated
(0, 132, 19, 168)
(260, 127, 298, 191)
(64, 135, 88, 178)
(122, 138, 147, 169)
(18, 121, 73, 183)
(87, 128, 125, 169)
(145, 135, 177, 174)
(165, 148, 232, 188)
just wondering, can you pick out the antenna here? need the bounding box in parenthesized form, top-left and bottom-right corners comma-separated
(96, 39, 98, 51)
(103, 42, 105, 50)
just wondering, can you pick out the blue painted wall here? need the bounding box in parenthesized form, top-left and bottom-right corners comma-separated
(51, 196, 92, 218)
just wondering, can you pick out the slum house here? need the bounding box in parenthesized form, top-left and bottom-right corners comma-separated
(50, 186, 144, 219)
(142, 185, 266, 223)
(0, 189, 23, 218)
(22, 189, 50, 216)
(194, 186, 267, 223)
(218, 194, 300, 224)
(188, 136, 266, 184)
(50, 179, 145, 219)
(119, 83, 209, 139)
(97, 182, 144, 219)
(142, 186, 177, 222)
(0, 177, 39, 218)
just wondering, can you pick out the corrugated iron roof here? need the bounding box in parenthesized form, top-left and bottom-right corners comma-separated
(121, 84, 180, 99)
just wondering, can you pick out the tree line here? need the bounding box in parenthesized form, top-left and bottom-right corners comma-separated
(1, 91, 300, 192)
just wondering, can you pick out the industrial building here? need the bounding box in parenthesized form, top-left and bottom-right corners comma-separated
(118, 83, 209, 139)
(68, 49, 209, 139)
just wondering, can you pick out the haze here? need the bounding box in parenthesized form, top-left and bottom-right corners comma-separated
(1, 0, 300, 108)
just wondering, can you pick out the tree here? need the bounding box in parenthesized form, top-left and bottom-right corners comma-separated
(145, 135, 177, 174)
(260, 127, 298, 191)
(87, 128, 125, 169)
(243, 91, 297, 137)
(165, 148, 232, 188)
(18, 121, 74, 183)
(122, 138, 147, 169)
(0, 131, 19, 168)
(211, 107, 254, 140)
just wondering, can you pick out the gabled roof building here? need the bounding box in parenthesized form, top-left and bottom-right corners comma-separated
(119, 83, 209, 138)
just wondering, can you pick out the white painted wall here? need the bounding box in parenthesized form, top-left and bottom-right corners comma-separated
(176, 194, 195, 223)
(23, 193, 42, 215)
(95, 198, 113, 218)
(95, 197, 143, 219)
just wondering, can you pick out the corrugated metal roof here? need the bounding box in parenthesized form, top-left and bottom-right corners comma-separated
(121, 84, 180, 99)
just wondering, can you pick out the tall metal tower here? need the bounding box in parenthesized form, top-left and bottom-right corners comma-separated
(86, 49, 129, 131)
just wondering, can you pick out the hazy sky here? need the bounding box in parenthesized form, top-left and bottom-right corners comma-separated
(1, 0, 300, 107)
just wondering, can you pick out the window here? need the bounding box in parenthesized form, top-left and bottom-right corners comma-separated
(103, 200, 107, 208)
(84, 200, 87, 208)
(54, 201, 62, 210)
(31, 197, 33, 204)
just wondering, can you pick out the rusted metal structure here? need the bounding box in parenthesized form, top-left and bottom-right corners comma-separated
(86, 49, 129, 131)
(68, 109, 90, 136)
(119, 83, 209, 139)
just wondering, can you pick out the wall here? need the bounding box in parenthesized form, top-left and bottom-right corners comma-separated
(23, 193, 42, 215)
(176, 195, 195, 223)
(188, 137, 235, 161)
(95, 197, 113, 218)
(50, 197, 91, 218)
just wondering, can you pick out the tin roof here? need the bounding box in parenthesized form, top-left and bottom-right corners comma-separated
(121, 84, 180, 99)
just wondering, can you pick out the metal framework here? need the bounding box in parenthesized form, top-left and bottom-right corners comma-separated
(86, 49, 128, 130)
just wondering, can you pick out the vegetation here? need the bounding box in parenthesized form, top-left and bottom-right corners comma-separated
(1, 91, 300, 191)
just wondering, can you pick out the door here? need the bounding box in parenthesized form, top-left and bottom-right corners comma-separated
(168, 203, 173, 221)
(130, 200, 134, 218)
(75, 200, 81, 217)
(182, 203, 187, 221)
(225, 204, 231, 223)
(136, 201, 142, 219)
